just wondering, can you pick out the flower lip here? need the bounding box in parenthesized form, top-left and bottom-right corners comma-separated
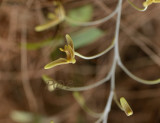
(44, 58, 69, 69)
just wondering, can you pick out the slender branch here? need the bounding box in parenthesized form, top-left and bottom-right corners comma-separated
(102, 89, 114, 123)
(113, 92, 123, 110)
(118, 60, 160, 85)
(54, 70, 111, 91)
(101, 0, 123, 122)
(43, 54, 117, 92)
(75, 38, 115, 60)
(73, 92, 102, 118)
(65, 0, 121, 26)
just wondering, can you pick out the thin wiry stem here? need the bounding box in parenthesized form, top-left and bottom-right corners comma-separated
(73, 92, 102, 118)
(118, 59, 160, 85)
(82, 103, 103, 118)
(126, 0, 148, 11)
(75, 38, 114, 60)
(101, 0, 123, 122)
(55, 69, 111, 91)
(95, 89, 114, 123)
(101, 56, 117, 123)
(113, 92, 123, 110)
(102, 82, 114, 123)
(65, 0, 120, 26)
(45, 55, 116, 92)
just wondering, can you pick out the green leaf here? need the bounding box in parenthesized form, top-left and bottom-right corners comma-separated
(24, 38, 53, 50)
(67, 5, 93, 22)
(71, 27, 104, 49)
(23, 37, 63, 50)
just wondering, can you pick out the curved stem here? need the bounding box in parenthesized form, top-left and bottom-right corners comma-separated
(101, 0, 123, 122)
(113, 92, 123, 110)
(48, 56, 116, 92)
(127, 0, 148, 11)
(118, 60, 160, 85)
(82, 104, 102, 118)
(75, 38, 115, 60)
(73, 92, 102, 118)
(102, 61, 117, 123)
(102, 89, 114, 123)
(56, 68, 112, 91)
(56, 76, 110, 91)
(65, 0, 121, 26)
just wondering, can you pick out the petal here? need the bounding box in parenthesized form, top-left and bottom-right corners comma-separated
(68, 45, 75, 60)
(44, 58, 68, 69)
(65, 34, 74, 49)
(120, 97, 133, 116)
(65, 45, 75, 60)
(35, 18, 61, 32)
(59, 48, 64, 52)
(47, 13, 57, 20)
(54, 1, 65, 19)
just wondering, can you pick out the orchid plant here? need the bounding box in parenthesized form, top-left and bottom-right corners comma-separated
(36, 0, 160, 123)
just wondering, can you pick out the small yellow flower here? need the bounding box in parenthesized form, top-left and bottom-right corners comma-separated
(120, 97, 133, 116)
(35, 1, 65, 32)
(44, 34, 76, 69)
(143, 0, 160, 7)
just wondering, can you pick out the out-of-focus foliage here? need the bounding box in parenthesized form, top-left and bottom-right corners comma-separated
(25, 27, 103, 50)
(67, 5, 93, 23)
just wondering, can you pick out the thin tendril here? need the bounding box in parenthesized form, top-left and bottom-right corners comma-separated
(56, 68, 112, 91)
(73, 92, 102, 118)
(53, 56, 116, 92)
(113, 92, 123, 110)
(75, 38, 115, 60)
(56, 77, 109, 91)
(126, 0, 148, 11)
(102, 61, 117, 123)
(65, 0, 120, 26)
(118, 60, 160, 85)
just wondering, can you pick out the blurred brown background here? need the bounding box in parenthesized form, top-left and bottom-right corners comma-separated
(0, 0, 160, 123)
